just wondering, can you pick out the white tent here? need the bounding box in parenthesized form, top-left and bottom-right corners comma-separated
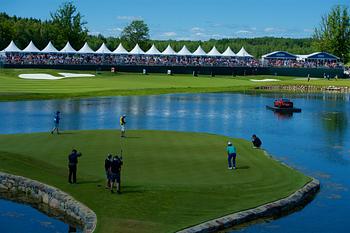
(60, 42, 77, 53)
(236, 47, 253, 58)
(145, 44, 161, 55)
(192, 45, 207, 56)
(177, 45, 192, 56)
(22, 41, 41, 53)
(207, 46, 221, 56)
(4, 40, 22, 52)
(113, 43, 129, 54)
(162, 45, 176, 55)
(96, 43, 112, 54)
(129, 44, 145, 55)
(78, 42, 95, 54)
(41, 41, 59, 53)
(221, 47, 236, 57)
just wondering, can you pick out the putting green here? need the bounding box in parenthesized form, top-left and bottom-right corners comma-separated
(0, 130, 310, 233)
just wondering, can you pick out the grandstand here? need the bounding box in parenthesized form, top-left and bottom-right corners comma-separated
(1, 40, 345, 78)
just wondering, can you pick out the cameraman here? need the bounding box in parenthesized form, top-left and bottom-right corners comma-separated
(110, 155, 123, 194)
(68, 149, 82, 184)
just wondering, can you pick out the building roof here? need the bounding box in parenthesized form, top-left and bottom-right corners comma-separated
(4, 40, 22, 52)
(177, 45, 192, 56)
(41, 41, 59, 53)
(192, 45, 207, 56)
(262, 51, 297, 59)
(207, 46, 222, 56)
(221, 47, 236, 57)
(145, 44, 161, 55)
(60, 42, 77, 53)
(236, 47, 253, 57)
(22, 41, 41, 53)
(78, 42, 95, 53)
(129, 44, 145, 55)
(162, 45, 176, 55)
(113, 43, 129, 54)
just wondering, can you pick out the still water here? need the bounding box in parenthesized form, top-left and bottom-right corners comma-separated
(0, 93, 349, 233)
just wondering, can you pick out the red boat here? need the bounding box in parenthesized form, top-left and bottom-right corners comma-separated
(266, 98, 301, 113)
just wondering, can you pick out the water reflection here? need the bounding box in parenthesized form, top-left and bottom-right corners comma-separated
(0, 93, 350, 233)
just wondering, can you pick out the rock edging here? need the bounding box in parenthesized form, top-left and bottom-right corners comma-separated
(0, 172, 97, 233)
(176, 178, 320, 233)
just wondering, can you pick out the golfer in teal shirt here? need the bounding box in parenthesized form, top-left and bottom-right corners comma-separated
(226, 141, 237, 169)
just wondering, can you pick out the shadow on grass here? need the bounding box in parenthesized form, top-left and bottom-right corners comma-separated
(237, 166, 250, 169)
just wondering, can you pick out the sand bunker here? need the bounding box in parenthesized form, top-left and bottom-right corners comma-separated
(18, 73, 95, 80)
(250, 79, 280, 82)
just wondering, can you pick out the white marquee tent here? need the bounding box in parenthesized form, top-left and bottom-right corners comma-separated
(23, 41, 40, 53)
(78, 42, 95, 54)
(221, 47, 236, 57)
(129, 44, 145, 55)
(4, 40, 22, 52)
(146, 44, 161, 55)
(60, 42, 76, 53)
(207, 46, 221, 56)
(177, 45, 192, 56)
(41, 41, 59, 53)
(113, 43, 128, 54)
(236, 47, 253, 58)
(192, 45, 207, 56)
(162, 45, 176, 55)
(96, 43, 112, 54)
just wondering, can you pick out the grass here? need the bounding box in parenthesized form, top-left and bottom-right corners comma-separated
(0, 130, 310, 233)
(0, 68, 349, 101)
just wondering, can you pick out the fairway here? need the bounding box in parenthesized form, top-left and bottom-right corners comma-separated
(0, 68, 349, 101)
(0, 130, 310, 233)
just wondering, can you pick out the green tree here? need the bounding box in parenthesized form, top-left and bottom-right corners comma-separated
(313, 5, 350, 62)
(50, 1, 88, 50)
(120, 20, 150, 49)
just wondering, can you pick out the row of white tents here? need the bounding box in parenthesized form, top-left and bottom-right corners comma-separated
(1, 40, 254, 57)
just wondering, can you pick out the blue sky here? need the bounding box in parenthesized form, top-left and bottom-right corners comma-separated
(1, 0, 349, 40)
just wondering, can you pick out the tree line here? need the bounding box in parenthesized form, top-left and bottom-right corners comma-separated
(0, 2, 348, 62)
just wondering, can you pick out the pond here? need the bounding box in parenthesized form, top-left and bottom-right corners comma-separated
(0, 92, 349, 233)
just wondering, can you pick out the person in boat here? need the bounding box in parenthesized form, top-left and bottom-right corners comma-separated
(251, 134, 262, 148)
(226, 141, 237, 170)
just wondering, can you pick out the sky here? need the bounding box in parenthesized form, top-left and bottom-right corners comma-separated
(1, 0, 349, 40)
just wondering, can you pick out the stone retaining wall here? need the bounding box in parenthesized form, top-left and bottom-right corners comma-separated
(257, 85, 350, 93)
(176, 178, 320, 233)
(0, 172, 97, 233)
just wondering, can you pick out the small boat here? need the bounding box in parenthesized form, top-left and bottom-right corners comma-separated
(266, 98, 301, 113)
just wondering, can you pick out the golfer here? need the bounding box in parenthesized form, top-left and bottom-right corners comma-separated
(120, 115, 126, 137)
(226, 141, 237, 170)
(104, 154, 113, 188)
(251, 134, 262, 148)
(68, 149, 82, 184)
(51, 111, 61, 134)
(110, 155, 123, 194)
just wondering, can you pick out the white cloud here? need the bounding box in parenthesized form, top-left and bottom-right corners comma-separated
(236, 30, 252, 34)
(195, 32, 205, 36)
(117, 16, 143, 21)
(191, 27, 204, 32)
(264, 27, 275, 32)
(162, 31, 177, 37)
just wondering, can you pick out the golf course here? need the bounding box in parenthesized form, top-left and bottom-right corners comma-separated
(0, 130, 311, 233)
(0, 68, 349, 101)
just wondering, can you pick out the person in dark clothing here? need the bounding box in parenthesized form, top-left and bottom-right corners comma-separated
(110, 155, 123, 194)
(68, 149, 82, 184)
(252, 134, 262, 148)
(51, 111, 61, 134)
(104, 154, 113, 188)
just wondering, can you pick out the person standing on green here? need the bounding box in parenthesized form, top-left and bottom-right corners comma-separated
(226, 141, 237, 170)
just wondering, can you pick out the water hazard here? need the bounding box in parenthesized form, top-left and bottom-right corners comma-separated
(0, 92, 349, 233)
